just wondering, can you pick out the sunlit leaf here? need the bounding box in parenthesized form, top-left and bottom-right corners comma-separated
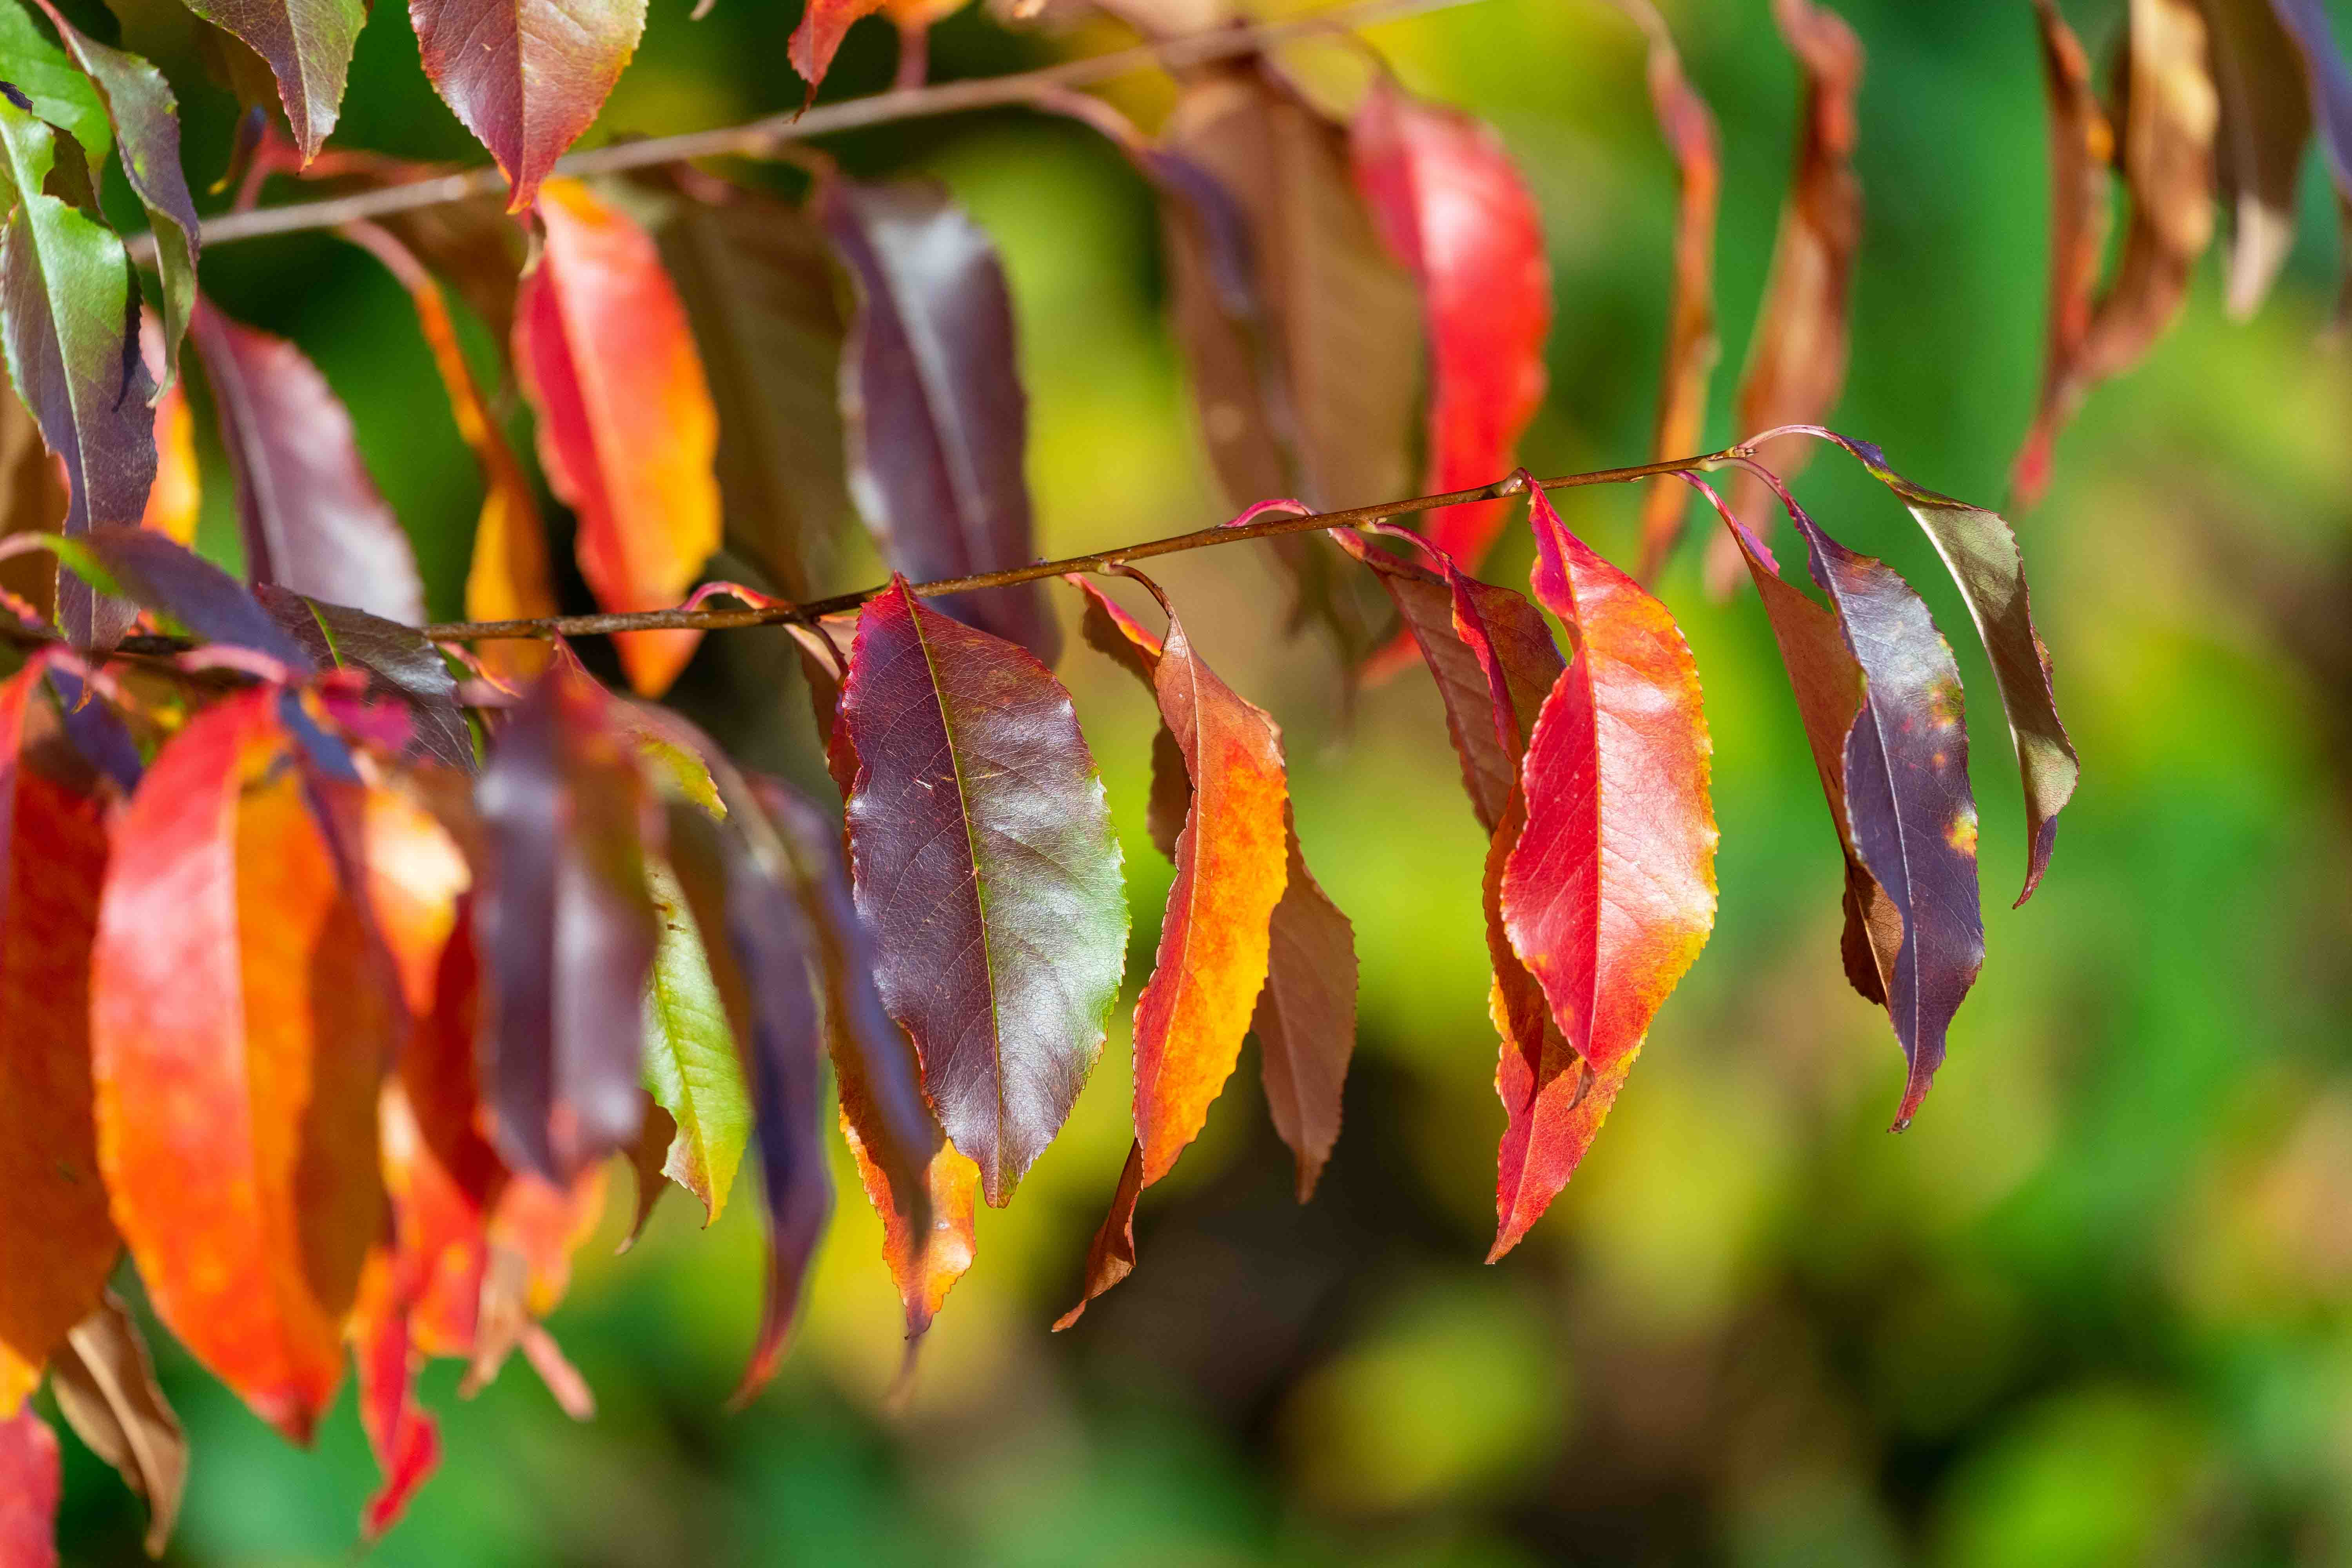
(350, 1249, 439, 1539)
(49, 1292, 187, 1558)
(640, 855, 752, 1227)
(516, 180, 720, 696)
(474, 656, 657, 1183)
(1495, 488, 1716, 1256)
(139, 313, 199, 543)
(818, 174, 1059, 664)
(92, 690, 395, 1441)
(0, 0, 109, 161)
(789, 0, 887, 99)
(842, 576, 1126, 1206)
(178, 0, 362, 158)
(0, 654, 119, 1418)
(0, 94, 154, 647)
(191, 298, 428, 624)
(411, 0, 644, 212)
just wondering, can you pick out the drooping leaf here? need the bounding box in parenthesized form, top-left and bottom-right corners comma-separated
(50, 1293, 187, 1558)
(640, 855, 752, 1227)
(92, 691, 395, 1441)
(652, 176, 851, 602)
(346, 218, 554, 686)
(410, 0, 644, 212)
(0, 94, 154, 647)
(257, 584, 475, 770)
(1073, 576, 1190, 860)
(0, 654, 118, 1418)
(841, 576, 1127, 1206)
(2014, 0, 2115, 507)
(2199, 0, 2312, 317)
(1350, 75, 1549, 579)
(1710, 0, 1862, 588)
(818, 174, 1059, 664)
(1806, 433, 2078, 904)
(2018, 0, 2217, 504)
(0, 1405, 58, 1568)
(191, 298, 428, 624)
(474, 656, 658, 1184)
(515, 180, 720, 696)
(1053, 1142, 1143, 1331)
(1495, 489, 1716, 1256)
(350, 1252, 438, 1539)
(789, 0, 887, 100)
(26, 0, 201, 380)
(178, 0, 363, 158)
(1057, 569, 1289, 1325)
(1619, 6, 1722, 580)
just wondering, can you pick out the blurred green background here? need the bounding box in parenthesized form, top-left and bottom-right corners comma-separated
(42, 0, 2352, 1561)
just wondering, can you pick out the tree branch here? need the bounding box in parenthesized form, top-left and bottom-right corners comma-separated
(138, 0, 1487, 256)
(421, 451, 1742, 642)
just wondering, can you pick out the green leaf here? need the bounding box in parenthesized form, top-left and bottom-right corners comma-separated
(23, 0, 200, 385)
(0, 0, 109, 168)
(641, 856, 753, 1227)
(178, 0, 363, 159)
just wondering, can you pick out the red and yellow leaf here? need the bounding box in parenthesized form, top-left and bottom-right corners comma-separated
(92, 691, 396, 1441)
(515, 181, 720, 696)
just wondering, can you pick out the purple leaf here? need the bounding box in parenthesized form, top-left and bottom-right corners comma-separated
(256, 584, 474, 771)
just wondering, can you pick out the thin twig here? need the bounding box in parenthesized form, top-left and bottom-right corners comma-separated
(421, 452, 1741, 643)
(134, 0, 1483, 257)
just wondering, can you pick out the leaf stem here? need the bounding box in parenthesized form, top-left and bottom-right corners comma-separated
(420, 452, 1739, 643)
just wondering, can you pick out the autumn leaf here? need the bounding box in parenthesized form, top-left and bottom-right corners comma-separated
(351, 1250, 439, 1538)
(191, 297, 429, 625)
(641, 855, 753, 1227)
(790, 0, 889, 100)
(0, 1405, 59, 1568)
(818, 175, 1060, 664)
(1074, 576, 1190, 859)
(54, 524, 315, 669)
(257, 584, 476, 771)
(25, 0, 201, 380)
(1496, 488, 1716, 1256)
(179, 0, 363, 158)
(49, 1293, 187, 1558)
(1056, 568, 1289, 1325)
(346, 218, 555, 686)
(1350, 74, 1549, 580)
(842, 576, 1127, 1206)
(2201, 0, 2311, 317)
(1710, 0, 1861, 590)
(411, 0, 644, 212)
(140, 314, 200, 543)
(0, 655, 119, 1418)
(0, 93, 154, 648)
(653, 176, 852, 602)
(516, 180, 721, 696)
(92, 690, 396, 1441)
(474, 656, 659, 1184)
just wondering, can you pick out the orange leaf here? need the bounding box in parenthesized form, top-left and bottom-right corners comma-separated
(91, 691, 396, 1441)
(0, 656, 119, 1418)
(138, 313, 200, 546)
(516, 181, 720, 695)
(839, 1105, 978, 1343)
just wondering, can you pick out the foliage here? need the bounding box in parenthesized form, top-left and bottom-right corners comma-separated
(0, 0, 2345, 1555)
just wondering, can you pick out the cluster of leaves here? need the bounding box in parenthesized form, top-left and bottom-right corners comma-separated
(0, 0, 2345, 1554)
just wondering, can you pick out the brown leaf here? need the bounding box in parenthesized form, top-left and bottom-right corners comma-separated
(50, 1294, 187, 1559)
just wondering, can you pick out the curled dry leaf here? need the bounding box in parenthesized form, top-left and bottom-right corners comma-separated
(516, 180, 722, 696)
(819, 175, 1060, 664)
(1710, 0, 1861, 591)
(842, 577, 1126, 1207)
(1349, 74, 1550, 579)
(92, 691, 395, 1441)
(411, 0, 645, 212)
(474, 658, 659, 1184)
(0, 655, 119, 1419)
(51, 1293, 188, 1558)
(1495, 488, 1715, 1257)
(191, 297, 429, 625)
(0, 95, 155, 648)
(1057, 568, 1290, 1325)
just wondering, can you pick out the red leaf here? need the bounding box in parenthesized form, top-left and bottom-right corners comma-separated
(1058, 570, 1289, 1323)
(790, 0, 889, 98)
(516, 182, 721, 696)
(841, 577, 1127, 1206)
(474, 657, 658, 1184)
(1350, 76, 1549, 577)
(1710, 0, 1862, 590)
(411, 0, 644, 212)
(0, 656, 120, 1417)
(0, 1406, 59, 1568)
(352, 1252, 439, 1540)
(1495, 489, 1716, 1256)
(190, 298, 427, 625)
(92, 690, 397, 1441)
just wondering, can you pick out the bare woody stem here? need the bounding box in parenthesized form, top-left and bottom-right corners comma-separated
(136, 0, 1488, 257)
(421, 451, 1744, 643)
